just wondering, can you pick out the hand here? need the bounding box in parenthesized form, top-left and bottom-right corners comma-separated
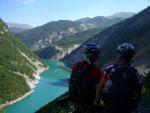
(94, 98, 100, 106)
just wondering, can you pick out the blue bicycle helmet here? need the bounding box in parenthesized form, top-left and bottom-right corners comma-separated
(117, 42, 135, 59)
(83, 43, 100, 54)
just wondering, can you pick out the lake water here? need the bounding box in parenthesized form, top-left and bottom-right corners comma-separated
(5, 59, 70, 113)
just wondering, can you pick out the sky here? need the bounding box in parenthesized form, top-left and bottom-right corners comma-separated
(0, 0, 150, 27)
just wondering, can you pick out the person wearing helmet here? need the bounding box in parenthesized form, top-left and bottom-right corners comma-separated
(117, 42, 135, 63)
(96, 42, 143, 113)
(69, 42, 102, 113)
(83, 43, 100, 64)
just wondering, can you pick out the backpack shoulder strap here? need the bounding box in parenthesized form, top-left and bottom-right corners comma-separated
(105, 64, 117, 79)
(130, 67, 144, 83)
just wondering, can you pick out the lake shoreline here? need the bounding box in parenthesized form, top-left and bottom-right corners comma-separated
(0, 66, 48, 110)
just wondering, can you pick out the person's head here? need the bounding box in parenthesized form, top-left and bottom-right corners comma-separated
(83, 43, 100, 64)
(117, 42, 135, 64)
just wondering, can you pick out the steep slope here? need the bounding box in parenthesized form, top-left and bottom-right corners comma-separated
(62, 7, 150, 71)
(38, 27, 105, 59)
(0, 19, 45, 108)
(37, 45, 61, 59)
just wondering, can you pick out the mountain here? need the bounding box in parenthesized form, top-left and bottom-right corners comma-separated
(109, 12, 135, 19)
(76, 17, 91, 22)
(41, 13, 135, 59)
(38, 27, 105, 59)
(16, 20, 94, 50)
(16, 14, 129, 51)
(82, 16, 124, 27)
(7, 22, 32, 33)
(36, 45, 61, 59)
(76, 12, 135, 23)
(0, 19, 45, 108)
(15, 12, 134, 60)
(76, 12, 135, 27)
(62, 7, 150, 74)
(54, 27, 104, 48)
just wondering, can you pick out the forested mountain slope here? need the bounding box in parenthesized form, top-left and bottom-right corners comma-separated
(0, 19, 45, 107)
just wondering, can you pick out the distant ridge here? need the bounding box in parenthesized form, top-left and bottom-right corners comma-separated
(16, 12, 132, 51)
(7, 22, 32, 33)
(109, 12, 135, 18)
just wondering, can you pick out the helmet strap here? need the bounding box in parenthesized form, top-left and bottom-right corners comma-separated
(84, 53, 98, 64)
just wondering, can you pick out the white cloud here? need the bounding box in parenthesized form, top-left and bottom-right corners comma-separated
(17, 0, 36, 4)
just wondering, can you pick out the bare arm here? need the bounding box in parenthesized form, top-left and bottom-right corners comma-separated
(95, 79, 107, 103)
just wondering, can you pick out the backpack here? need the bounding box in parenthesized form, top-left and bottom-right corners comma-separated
(69, 62, 95, 104)
(103, 64, 143, 106)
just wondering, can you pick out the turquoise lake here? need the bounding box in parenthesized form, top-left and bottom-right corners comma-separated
(4, 59, 70, 113)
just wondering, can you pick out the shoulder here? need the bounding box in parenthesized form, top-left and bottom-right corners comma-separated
(72, 61, 88, 71)
(125, 66, 139, 76)
(90, 64, 102, 75)
(130, 67, 144, 82)
(105, 64, 116, 74)
(93, 64, 101, 70)
(72, 61, 82, 72)
(101, 64, 116, 80)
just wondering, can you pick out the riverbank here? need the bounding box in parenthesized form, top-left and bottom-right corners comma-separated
(0, 90, 33, 110)
(0, 65, 48, 110)
(27, 66, 48, 89)
(4, 59, 69, 113)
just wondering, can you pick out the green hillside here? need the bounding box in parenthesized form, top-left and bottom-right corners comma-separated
(54, 27, 105, 48)
(37, 27, 105, 59)
(16, 20, 83, 49)
(0, 110, 4, 113)
(0, 19, 41, 105)
(0, 20, 37, 78)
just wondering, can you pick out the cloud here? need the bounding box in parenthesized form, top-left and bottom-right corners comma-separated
(17, 0, 36, 4)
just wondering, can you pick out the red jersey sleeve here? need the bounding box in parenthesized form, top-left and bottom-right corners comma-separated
(72, 62, 82, 72)
(102, 71, 109, 80)
(94, 66, 103, 84)
(72, 63, 78, 72)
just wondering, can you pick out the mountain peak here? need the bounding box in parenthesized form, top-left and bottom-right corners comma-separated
(109, 12, 136, 19)
(76, 17, 91, 23)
